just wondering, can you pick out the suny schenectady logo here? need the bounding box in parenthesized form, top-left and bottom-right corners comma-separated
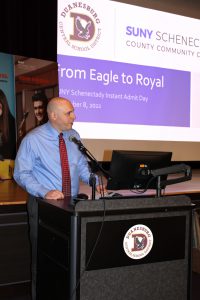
(58, 2, 101, 51)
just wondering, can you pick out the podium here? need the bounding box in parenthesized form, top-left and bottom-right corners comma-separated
(36, 195, 192, 300)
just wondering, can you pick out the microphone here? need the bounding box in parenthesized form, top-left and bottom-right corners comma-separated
(69, 135, 111, 180)
(69, 135, 82, 146)
(69, 135, 88, 157)
(23, 111, 29, 119)
(18, 111, 29, 132)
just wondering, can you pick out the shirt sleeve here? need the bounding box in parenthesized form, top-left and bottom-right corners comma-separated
(13, 136, 50, 198)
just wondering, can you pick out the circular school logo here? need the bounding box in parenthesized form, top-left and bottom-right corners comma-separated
(123, 224, 153, 259)
(58, 2, 101, 51)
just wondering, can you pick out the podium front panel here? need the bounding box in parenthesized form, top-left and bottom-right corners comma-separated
(77, 197, 192, 300)
(37, 195, 192, 300)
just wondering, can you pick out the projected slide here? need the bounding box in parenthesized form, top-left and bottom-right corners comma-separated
(57, 0, 200, 141)
(58, 55, 190, 127)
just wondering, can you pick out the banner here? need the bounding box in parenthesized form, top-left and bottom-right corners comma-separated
(0, 52, 16, 159)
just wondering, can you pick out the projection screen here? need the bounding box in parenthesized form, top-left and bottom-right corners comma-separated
(57, 0, 200, 160)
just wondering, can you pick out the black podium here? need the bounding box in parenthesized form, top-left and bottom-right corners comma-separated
(36, 195, 192, 300)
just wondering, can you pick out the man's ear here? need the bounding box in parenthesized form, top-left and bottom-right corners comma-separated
(49, 111, 57, 121)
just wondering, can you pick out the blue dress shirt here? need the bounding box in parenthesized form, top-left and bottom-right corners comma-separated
(14, 122, 92, 198)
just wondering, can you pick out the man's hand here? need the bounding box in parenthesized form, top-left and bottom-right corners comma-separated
(44, 190, 64, 200)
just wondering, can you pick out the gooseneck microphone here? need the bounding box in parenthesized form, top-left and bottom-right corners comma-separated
(69, 135, 111, 180)
(69, 135, 82, 146)
(69, 135, 86, 154)
(18, 111, 29, 132)
(69, 135, 111, 201)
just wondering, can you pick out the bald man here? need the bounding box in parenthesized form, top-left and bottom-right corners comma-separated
(14, 96, 102, 199)
(14, 97, 103, 300)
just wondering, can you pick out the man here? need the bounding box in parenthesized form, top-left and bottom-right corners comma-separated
(32, 90, 48, 127)
(18, 90, 48, 144)
(14, 97, 104, 299)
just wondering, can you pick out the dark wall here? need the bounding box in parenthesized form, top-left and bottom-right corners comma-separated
(1, 0, 57, 61)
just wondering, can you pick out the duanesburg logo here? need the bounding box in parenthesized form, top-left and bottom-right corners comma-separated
(59, 2, 101, 51)
(123, 224, 153, 259)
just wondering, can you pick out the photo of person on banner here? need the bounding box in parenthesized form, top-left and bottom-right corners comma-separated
(0, 89, 16, 159)
(32, 90, 48, 127)
(18, 90, 49, 142)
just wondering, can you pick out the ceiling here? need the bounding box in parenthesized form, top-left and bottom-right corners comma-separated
(14, 55, 56, 77)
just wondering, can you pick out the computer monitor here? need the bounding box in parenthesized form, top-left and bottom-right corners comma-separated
(106, 150, 172, 190)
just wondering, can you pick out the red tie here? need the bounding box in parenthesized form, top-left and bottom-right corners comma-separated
(59, 133, 71, 197)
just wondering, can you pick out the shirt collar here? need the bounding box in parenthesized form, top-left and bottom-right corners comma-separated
(46, 121, 74, 139)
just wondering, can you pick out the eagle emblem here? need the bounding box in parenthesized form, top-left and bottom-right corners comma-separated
(75, 16, 91, 40)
